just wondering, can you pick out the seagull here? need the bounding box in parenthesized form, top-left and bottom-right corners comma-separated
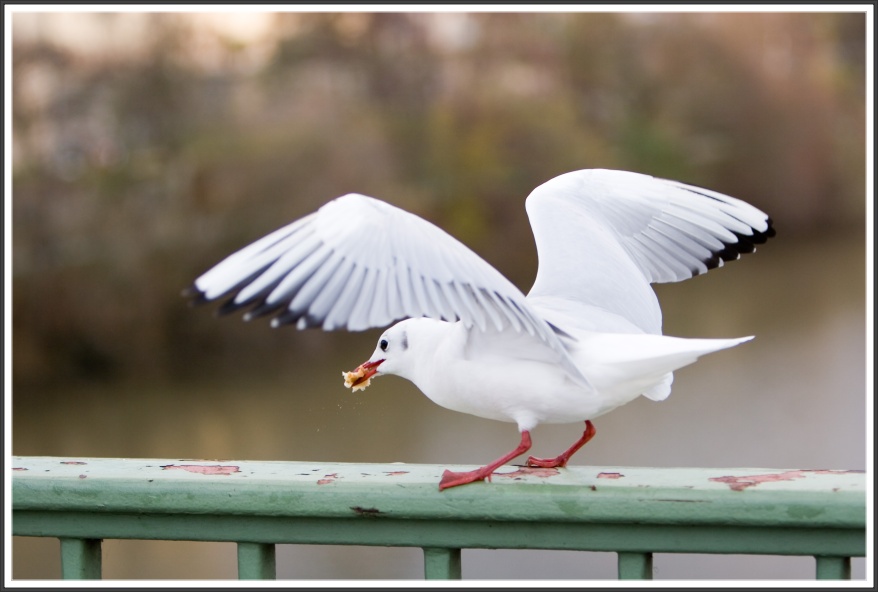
(186, 168, 774, 490)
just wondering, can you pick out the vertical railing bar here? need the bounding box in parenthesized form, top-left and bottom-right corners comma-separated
(59, 538, 102, 580)
(814, 556, 852, 580)
(237, 542, 277, 580)
(617, 551, 654, 580)
(423, 547, 462, 580)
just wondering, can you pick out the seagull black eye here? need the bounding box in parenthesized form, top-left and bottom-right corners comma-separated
(380, 339, 388, 352)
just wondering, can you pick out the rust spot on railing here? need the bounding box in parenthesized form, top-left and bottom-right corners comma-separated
(317, 473, 339, 485)
(61, 461, 87, 465)
(383, 471, 409, 476)
(12, 467, 28, 471)
(161, 464, 241, 476)
(709, 469, 859, 491)
(496, 467, 560, 480)
(597, 472, 624, 479)
(351, 506, 381, 516)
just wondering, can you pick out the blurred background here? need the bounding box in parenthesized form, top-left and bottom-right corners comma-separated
(10, 9, 868, 581)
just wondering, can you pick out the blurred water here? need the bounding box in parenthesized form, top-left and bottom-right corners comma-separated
(12, 233, 867, 580)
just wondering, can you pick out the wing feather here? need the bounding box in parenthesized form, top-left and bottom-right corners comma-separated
(347, 267, 379, 331)
(188, 192, 586, 383)
(526, 169, 774, 334)
(365, 268, 390, 328)
(307, 258, 355, 329)
(322, 263, 367, 330)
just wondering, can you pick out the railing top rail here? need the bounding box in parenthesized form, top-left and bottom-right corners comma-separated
(12, 456, 865, 530)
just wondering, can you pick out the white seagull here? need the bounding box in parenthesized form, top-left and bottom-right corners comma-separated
(187, 168, 774, 490)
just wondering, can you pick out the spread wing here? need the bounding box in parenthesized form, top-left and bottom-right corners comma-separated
(525, 169, 774, 335)
(187, 193, 588, 384)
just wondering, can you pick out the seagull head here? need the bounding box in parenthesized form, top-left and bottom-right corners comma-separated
(343, 318, 442, 392)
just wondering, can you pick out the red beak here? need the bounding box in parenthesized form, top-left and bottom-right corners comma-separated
(350, 359, 383, 388)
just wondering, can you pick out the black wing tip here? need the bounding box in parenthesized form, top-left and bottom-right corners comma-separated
(747, 216, 776, 245)
(700, 217, 775, 272)
(763, 217, 777, 239)
(184, 275, 331, 330)
(182, 285, 210, 307)
(182, 283, 253, 318)
(217, 296, 255, 318)
(204, 292, 327, 329)
(269, 309, 325, 330)
(676, 180, 777, 241)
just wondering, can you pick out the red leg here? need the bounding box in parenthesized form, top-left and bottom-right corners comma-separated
(439, 431, 533, 491)
(526, 420, 596, 468)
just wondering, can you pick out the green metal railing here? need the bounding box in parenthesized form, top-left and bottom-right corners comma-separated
(12, 456, 866, 580)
